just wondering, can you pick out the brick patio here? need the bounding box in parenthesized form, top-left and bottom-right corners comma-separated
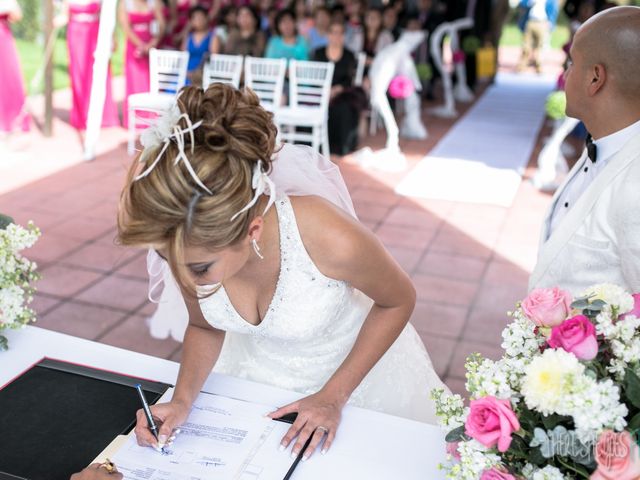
(0, 46, 564, 398)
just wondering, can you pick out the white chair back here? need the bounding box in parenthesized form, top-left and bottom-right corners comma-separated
(203, 54, 244, 89)
(244, 56, 287, 110)
(288, 60, 334, 113)
(149, 48, 189, 95)
(354, 52, 366, 87)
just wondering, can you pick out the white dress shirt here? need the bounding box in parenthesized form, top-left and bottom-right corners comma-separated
(529, 0, 549, 21)
(548, 118, 640, 239)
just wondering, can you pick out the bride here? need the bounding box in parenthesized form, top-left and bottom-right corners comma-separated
(118, 84, 448, 459)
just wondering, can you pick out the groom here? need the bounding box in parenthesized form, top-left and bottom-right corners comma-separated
(529, 6, 640, 294)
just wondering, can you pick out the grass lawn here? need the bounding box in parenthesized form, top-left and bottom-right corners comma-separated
(15, 29, 125, 95)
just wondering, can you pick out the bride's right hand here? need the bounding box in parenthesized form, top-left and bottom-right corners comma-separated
(134, 400, 190, 449)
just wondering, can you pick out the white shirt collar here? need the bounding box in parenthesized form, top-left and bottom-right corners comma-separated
(593, 118, 640, 164)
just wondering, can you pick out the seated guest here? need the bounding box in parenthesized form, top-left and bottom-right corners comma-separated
(265, 9, 309, 61)
(288, 0, 312, 38)
(256, 0, 273, 32)
(210, 5, 236, 54)
(313, 21, 367, 156)
(330, 4, 346, 26)
(307, 6, 331, 52)
(344, 0, 364, 53)
(182, 6, 213, 85)
(362, 7, 394, 63)
(224, 5, 266, 57)
(263, 6, 279, 39)
(382, 4, 401, 40)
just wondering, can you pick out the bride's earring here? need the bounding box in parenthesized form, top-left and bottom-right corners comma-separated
(252, 239, 264, 260)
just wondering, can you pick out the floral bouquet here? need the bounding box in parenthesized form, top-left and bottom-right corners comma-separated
(0, 214, 40, 350)
(431, 284, 640, 479)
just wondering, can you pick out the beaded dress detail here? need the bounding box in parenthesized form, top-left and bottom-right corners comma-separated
(199, 196, 448, 424)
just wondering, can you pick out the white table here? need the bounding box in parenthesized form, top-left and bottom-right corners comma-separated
(2, 327, 447, 479)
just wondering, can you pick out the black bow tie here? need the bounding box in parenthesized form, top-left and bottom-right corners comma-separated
(586, 134, 597, 163)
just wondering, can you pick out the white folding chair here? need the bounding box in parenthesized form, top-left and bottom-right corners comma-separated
(127, 49, 189, 155)
(202, 54, 244, 89)
(243, 56, 287, 112)
(273, 60, 334, 156)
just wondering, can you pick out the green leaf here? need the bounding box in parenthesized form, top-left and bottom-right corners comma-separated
(445, 425, 467, 443)
(571, 298, 591, 310)
(509, 433, 527, 451)
(629, 412, 640, 434)
(528, 447, 546, 466)
(0, 335, 8, 351)
(462, 35, 481, 54)
(519, 407, 537, 429)
(0, 214, 14, 230)
(625, 368, 640, 409)
(541, 413, 571, 430)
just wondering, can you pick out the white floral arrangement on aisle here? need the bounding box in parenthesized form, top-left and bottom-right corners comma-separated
(0, 214, 40, 350)
(431, 284, 640, 479)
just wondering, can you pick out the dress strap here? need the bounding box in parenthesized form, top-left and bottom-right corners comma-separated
(274, 195, 306, 263)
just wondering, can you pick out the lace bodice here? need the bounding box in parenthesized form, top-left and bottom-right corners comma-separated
(199, 196, 372, 392)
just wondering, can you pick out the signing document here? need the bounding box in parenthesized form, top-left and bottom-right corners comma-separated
(112, 389, 295, 479)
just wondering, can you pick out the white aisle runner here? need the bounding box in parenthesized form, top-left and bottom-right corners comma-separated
(395, 73, 555, 206)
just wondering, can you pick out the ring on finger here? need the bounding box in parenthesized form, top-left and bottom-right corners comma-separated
(316, 426, 329, 435)
(99, 459, 117, 474)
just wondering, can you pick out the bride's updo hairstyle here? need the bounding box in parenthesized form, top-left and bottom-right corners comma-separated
(117, 83, 278, 295)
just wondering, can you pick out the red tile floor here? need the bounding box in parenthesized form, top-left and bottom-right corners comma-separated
(0, 47, 567, 397)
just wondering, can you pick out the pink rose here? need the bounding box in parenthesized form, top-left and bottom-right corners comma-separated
(481, 467, 516, 480)
(521, 287, 573, 327)
(465, 396, 520, 453)
(547, 315, 599, 360)
(620, 293, 640, 320)
(446, 441, 461, 461)
(591, 430, 640, 480)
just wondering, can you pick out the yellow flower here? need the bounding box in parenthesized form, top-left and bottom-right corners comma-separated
(521, 349, 585, 415)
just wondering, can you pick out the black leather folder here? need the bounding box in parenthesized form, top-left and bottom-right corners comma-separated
(0, 358, 170, 480)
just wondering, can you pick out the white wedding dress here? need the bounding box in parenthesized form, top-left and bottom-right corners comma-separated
(145, 144, 448, 424)
(198, 195, 448, 424)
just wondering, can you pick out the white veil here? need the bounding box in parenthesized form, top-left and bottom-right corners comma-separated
(146, 143, 357, 341)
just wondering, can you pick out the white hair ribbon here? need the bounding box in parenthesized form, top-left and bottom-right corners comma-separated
(134, 104, 211, 195)
(230, 160, 276, 222)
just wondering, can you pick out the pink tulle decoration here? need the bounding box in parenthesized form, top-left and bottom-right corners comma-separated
(452, 50, 466, 64)
(556, 72, 566, 91)
(388, 75, 415, 99)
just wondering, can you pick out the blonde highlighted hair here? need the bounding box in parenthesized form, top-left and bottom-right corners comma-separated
(117, 84, 278, 296)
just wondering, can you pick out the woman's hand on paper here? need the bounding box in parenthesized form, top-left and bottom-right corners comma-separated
(268, 389, 345, 461)
(133, 401, 190, 450)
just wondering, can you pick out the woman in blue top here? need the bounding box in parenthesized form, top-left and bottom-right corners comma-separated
(265, 9, 309, 61)
(182, 6, 214, 85)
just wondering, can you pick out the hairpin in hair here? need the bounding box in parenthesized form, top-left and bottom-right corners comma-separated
(135, 101, 212, 195)
(230, 160, 276, 222)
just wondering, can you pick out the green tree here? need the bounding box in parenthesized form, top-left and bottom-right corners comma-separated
(12, 0, 40, 41)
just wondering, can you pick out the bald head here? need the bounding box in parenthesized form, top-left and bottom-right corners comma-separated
(574, 6, 640, 102)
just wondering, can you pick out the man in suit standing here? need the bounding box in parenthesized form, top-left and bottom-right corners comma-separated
(529, 6, 640, 294)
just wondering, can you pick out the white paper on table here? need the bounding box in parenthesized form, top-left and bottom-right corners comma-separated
(112, 388, 295, 480)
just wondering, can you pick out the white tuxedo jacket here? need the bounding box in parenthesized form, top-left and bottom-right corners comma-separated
(529, 132, 640, 295)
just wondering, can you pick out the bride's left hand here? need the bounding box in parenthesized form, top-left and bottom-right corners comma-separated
(267, 389, 345, 460)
